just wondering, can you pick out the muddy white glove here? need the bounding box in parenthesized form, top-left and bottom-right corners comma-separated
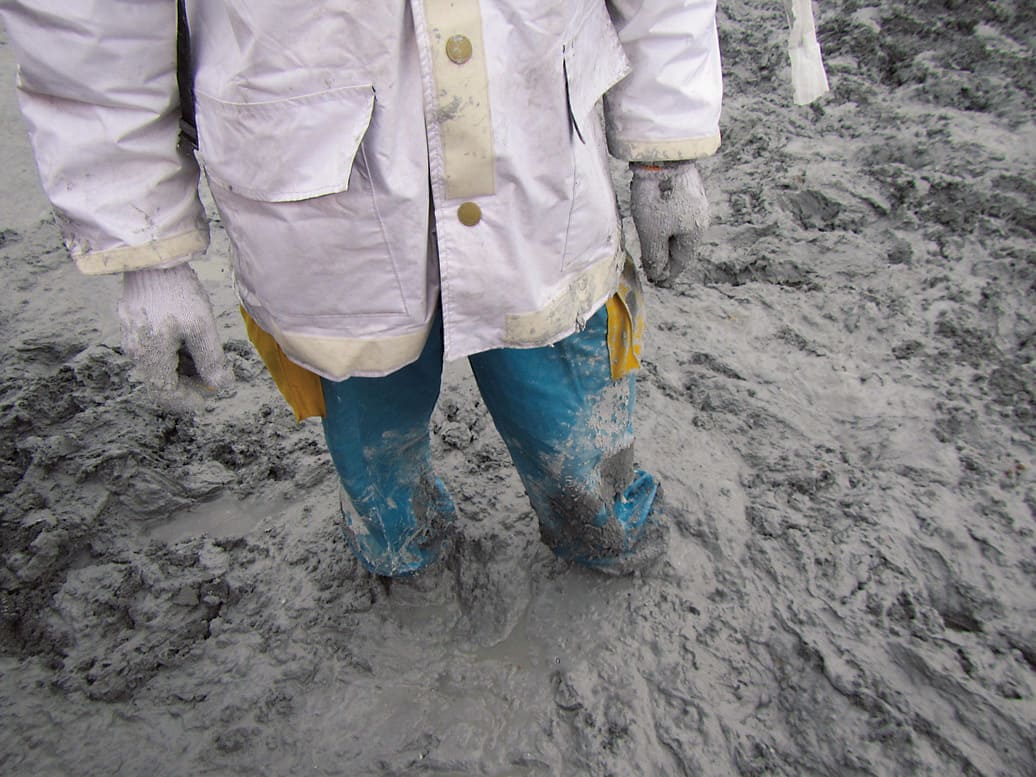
(630, 161, 710, 287)
(118, 263, 230, 392)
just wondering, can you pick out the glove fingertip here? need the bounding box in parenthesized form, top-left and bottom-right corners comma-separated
(190, 341, 233, 390)
(638, 242, 669, 286)
(136, 359, 180, 394)
(200, 362, 234, 391)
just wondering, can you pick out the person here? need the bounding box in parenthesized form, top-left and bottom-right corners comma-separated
(0, 1, 826, 579)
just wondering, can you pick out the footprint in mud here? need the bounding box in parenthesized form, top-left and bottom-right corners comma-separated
(453, 532, 534, 648)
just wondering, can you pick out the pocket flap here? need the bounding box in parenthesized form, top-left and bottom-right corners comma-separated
(196, 85, 375, 202)
(563, 6, 631, 133)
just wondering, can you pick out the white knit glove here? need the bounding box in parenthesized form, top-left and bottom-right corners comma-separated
(118, 263, 230, 392)
(629, 161, 710, 287)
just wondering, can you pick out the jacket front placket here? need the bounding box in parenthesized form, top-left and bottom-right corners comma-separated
(409, 0, 498, 359)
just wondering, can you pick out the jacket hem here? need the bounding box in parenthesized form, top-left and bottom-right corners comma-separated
(502, 250, 623, 347)
(259, 315, 437, 382)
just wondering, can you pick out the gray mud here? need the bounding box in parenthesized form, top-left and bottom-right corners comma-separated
(2, 2, 1035, 775)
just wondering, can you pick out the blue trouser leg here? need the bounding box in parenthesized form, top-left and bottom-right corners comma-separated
(320, 317, 456, 577)
(468, 305, 660, 570)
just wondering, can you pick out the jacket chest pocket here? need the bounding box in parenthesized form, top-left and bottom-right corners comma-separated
(197, 85, 411, 318)
(198, 85, 375, 201)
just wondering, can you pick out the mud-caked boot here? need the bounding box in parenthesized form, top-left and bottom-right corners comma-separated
(545, 477, 672, 577)
(337, 471, 457, 578)
(379, 526, 461, 607)
(586, 512, 670, 576)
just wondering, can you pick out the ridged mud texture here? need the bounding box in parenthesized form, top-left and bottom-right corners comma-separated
(2, 1, 1035, 774)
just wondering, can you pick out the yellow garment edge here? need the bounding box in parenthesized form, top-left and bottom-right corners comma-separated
(242, 273, 644, 421)
(605, 260, 645, 381)
(241, 307, 326, 421)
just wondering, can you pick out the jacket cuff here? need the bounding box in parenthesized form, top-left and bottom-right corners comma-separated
(607, 132, 721, 163)
(73, 228, 210, 275)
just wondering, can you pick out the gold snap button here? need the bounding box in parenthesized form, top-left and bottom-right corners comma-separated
(457, 202, 481, 226)
(446, 35, 473, 65)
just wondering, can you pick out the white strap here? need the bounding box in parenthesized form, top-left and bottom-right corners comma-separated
(784, 0, 830, 105)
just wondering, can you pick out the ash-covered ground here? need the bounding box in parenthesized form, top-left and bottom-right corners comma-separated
(1, 2, 1034, 775)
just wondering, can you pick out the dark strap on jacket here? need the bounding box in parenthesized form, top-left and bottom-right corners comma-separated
(176, 0, 198, 149)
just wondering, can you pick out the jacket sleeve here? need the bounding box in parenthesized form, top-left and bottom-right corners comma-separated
(0, 1, 208, 275)
(603, 0, 723, 163)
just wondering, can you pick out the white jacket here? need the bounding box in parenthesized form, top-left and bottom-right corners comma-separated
(2, 1, 725, 379)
